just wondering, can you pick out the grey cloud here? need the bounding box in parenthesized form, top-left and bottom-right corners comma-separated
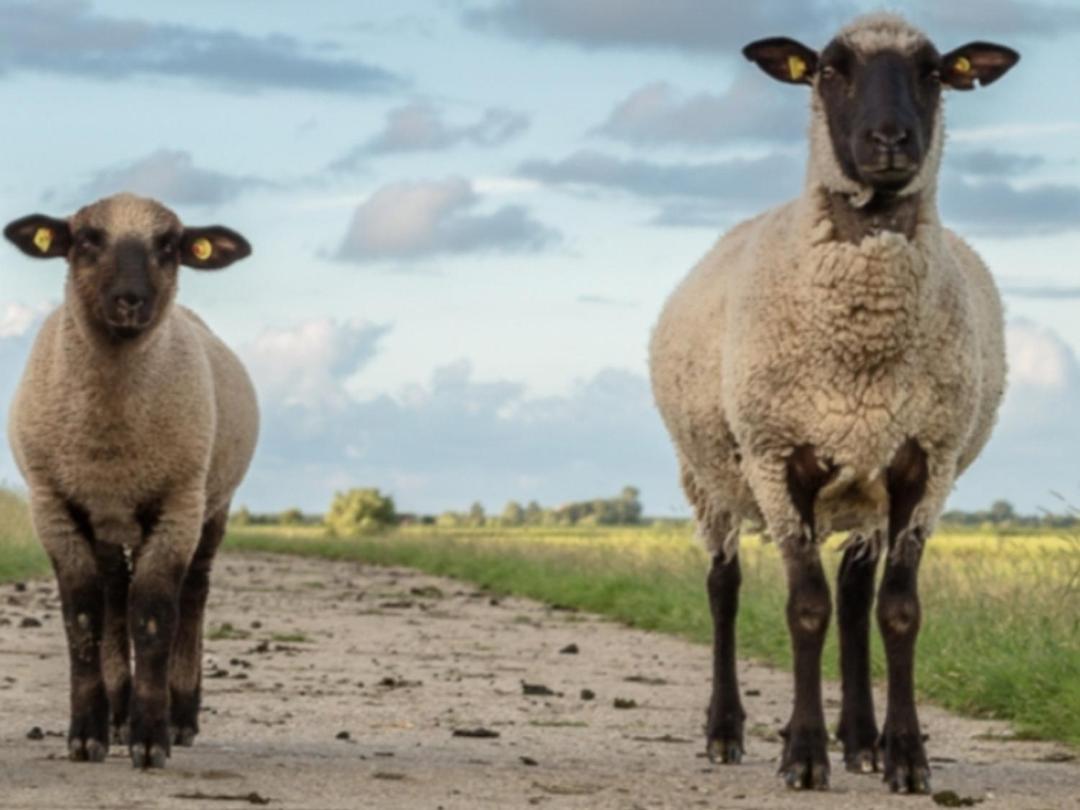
(464, 0, 858, 53)
(465, 0, 1080, 53)
(0, 0, 402, 94)
(66, 150, 270, 208)
(336, 177, 559, 262)
(519, 149, 804, 211)
(949, 150, 1045, 177)
(330, 103, 529, 171)
(940, 174, 1080, 237)
(594, 76, 807, 148)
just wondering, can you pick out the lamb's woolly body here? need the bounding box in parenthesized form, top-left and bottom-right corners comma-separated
(9, 284, 257, 556)
(650, 14, 1005, 557)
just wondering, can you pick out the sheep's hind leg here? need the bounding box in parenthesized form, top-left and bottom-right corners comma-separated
(879, 439, 931, 794)
(836, 534, 881, 773)
(705, 549, 745, 764)
(96, 543, 132, 746)
(31, 495, 110, 762)
(170, 506, 228, 747)
(777, 445, 835, 790)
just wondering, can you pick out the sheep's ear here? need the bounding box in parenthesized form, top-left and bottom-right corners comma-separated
(3, 214, 71, 259)
(743, 37, 818, 85)
(180, 226, 252, 270)
(940, 42, 1019, 90)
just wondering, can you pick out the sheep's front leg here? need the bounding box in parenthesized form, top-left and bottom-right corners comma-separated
(127, 490, 204, 769)
(705, 551, 745, 763)
(170, 505, 229, 747)
(30, 493, 110, 762)
(836, 535, 881, 773)
(775, 445, 835, 790)
(96, 543, 132, 745)
(879, 439, 931, 794)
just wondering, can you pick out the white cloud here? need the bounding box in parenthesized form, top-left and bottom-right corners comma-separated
(336, 177, 559, 262)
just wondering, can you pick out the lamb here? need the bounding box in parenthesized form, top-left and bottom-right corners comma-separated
(649, 14, 1018, 794)
(3, 193, 259, 769)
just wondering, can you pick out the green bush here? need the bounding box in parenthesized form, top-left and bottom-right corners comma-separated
(324, 488, 396, 537)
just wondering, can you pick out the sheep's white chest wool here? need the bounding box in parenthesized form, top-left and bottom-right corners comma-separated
(649, 12, 1017, 794)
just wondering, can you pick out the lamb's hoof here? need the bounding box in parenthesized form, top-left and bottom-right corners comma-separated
(171, 725, 198, 747)
(779, 726, 830, 790)
(111, 724, 129, 746)
(68, 737, 108, 763)
(844, 747, 879, 774)
(130, 742, 169, 769)
(881, 729, 931, 794)
(706, 737, 744, 764)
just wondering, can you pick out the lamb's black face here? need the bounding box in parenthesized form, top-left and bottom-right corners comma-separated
(3, 194, 253, 346)
(817, 40, 942, 193)
(71, 225, 181, 342)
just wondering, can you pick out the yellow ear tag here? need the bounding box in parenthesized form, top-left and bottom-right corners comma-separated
(954, 55, 972, 74)
(32, 227, 53, 254)
(191, 237, 213, 261)
(788, 55, 808, 81)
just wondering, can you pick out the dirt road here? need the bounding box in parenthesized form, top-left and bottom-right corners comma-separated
(1, 552, 1077, 809)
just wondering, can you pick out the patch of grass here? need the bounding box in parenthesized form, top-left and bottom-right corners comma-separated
(207, 622, 251, 641)
(226, 524, 1080, 747)
(269, 631, 310, 643)
(0, 487, 47, 582)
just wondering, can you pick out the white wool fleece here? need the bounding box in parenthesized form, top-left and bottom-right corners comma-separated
(649, 15, 1006, 558)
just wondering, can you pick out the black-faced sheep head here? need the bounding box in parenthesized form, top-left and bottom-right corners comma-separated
(4, 193, 251, 343)
(744, 14, 1019, 197)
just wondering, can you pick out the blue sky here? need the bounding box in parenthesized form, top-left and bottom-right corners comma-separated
(2, 0, 1080, 516)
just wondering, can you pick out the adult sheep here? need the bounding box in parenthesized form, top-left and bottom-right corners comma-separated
(649, 13, 1017, 794)
(4, 193, 258, 769)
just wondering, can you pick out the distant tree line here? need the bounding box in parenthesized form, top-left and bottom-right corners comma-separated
(436, 486, 644, 528)
(940, 499, 1078, 529)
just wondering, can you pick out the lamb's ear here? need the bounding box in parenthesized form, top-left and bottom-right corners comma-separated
(180, 226, 251, 270)
(3, 214, 71, 259)
(743, 37, 818, 85)
(940, 42, 1019, 90)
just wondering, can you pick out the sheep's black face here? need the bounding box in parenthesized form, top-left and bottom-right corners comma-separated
(818, 41, 941, 193)
(72, 226, 180, 342)
(743, 26, 1019, 197)
(3, 193, 253, 347)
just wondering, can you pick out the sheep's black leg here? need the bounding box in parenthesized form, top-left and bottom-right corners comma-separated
(96, 542, 132, 745)
(170, 507, 228, 747)
(127, 554, 186, 768)
(836, 537, 881, 773)
(879, 439, 931, 794)
(33, 496, 110, 762)
(778, 445, 835, 790)
(705, 552, 745, 764)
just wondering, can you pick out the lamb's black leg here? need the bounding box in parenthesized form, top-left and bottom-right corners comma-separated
(777, 445, 836, 790)
(96, 542, 132, 745)
(705, 552, 745, 763)
(878, 439, 931, 794)
(170, 507, 228, 746)
(836, 537, 880, 773)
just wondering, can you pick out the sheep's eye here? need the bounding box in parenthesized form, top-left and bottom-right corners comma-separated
(821, 65, 838, 79)
(157, 236, 178, 258)
(76, 229, 103, 252)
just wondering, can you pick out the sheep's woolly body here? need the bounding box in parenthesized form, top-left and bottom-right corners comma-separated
(650, 15, 1005, 558)
(8, 298, 258, 557)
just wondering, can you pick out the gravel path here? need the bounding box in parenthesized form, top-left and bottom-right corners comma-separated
(1, 552, 1077, 809)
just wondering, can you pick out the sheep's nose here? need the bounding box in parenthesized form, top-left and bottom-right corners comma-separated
(112, 292, 145, 312)
(868, 127, 911, 150)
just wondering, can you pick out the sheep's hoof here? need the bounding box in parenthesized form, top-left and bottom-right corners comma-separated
(111, 724, 130, 746)
(844, 747, 879, 774)
(779, 726, 830, 790)
(130, 742, 169, 769)
(706, 737, 744, 764)
(881, 729, 931, 794)
(171, 725, 198, 747)
(68, 737, 108, 763)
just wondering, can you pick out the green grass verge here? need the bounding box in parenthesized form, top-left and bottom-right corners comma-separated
(226, 525, 1080, 747)
(0, 487, 47, 582)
